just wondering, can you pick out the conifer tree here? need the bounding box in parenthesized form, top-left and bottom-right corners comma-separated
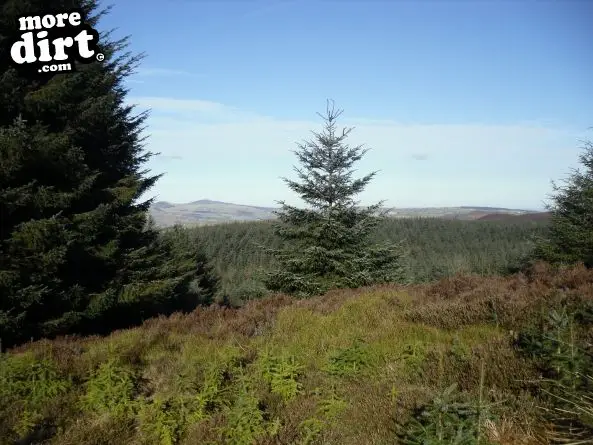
(264, 100, 408, 297)
(534, 139, 593, 268)
(0, 0, 218, 349)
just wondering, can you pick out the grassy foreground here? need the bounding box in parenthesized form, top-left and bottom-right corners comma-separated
(2, 263, 592, 445)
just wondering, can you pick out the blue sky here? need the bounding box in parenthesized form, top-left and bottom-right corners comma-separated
(99, 0, 592, 210)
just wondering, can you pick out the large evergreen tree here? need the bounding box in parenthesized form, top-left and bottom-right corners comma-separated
(0, 0, 218, 349)
(534, 139, 593, 268)
(264, 101, 408, 297)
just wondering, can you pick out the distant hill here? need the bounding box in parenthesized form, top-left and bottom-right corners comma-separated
(149, 200, 545, 227)
(149, 199, 277, 227)
(459, 206, 526, 211)
(477, 211, 552, 222)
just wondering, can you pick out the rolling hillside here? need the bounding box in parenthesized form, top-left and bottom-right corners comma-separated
(2, 263, 591, 444)
(478, 212, 552, 222)
(149, 200, 543, 227)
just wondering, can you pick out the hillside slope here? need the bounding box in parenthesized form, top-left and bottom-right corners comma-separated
(2, 263, 592, 444)
(150, 199, 278, 226)
(478, 212, 552, 222)
(149, 200, 542, 227)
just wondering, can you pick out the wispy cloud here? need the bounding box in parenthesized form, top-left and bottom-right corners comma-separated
(132, 97, 230, 113)
(127, 68, 199, 87)
(131, 96, 585, 209)
(135, 68, 195, 77)
(156, 154, 184, 161)
(129, 96, 268, 122)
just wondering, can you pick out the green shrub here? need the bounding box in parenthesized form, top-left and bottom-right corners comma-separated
(0, 353, 71, 438)
(299, 391, 348, 444)
(258, 352, 304, 401)
(81, 358, 137, 417)
(220, 378, 278, 445)
(326, 339, 372, 377)
(397, 383, 494, 445)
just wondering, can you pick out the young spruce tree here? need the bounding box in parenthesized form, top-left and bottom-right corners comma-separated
(534, 138, 593, 268)
(0, 0, 218, 349)
(264, 101, 408, 297)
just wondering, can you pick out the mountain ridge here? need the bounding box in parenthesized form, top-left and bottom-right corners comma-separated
(149, 199, 547, 227)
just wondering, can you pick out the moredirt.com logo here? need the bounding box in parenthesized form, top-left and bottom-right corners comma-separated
(8, 9, 101, 76)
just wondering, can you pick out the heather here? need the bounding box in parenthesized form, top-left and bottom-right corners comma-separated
(2, 262, 592, 444)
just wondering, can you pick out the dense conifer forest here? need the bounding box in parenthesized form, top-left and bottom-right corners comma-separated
(184, 217, 550, 303)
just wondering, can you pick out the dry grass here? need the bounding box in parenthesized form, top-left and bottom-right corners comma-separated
(1, 262, 592, 445)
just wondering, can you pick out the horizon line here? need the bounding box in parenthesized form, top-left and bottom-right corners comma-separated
(149, 198, 547, 212)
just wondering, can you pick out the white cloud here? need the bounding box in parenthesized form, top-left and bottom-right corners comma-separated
(125, 68, 200, 87)
(132, 97, 229, 113)
(134, 68, 195, 77)
(155, 154, 184, 160)
(130, 96, 587, 209)
(129, 97, 264, 122)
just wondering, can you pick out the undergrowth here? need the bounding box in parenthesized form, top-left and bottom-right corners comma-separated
(1, 263, 592, 444)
